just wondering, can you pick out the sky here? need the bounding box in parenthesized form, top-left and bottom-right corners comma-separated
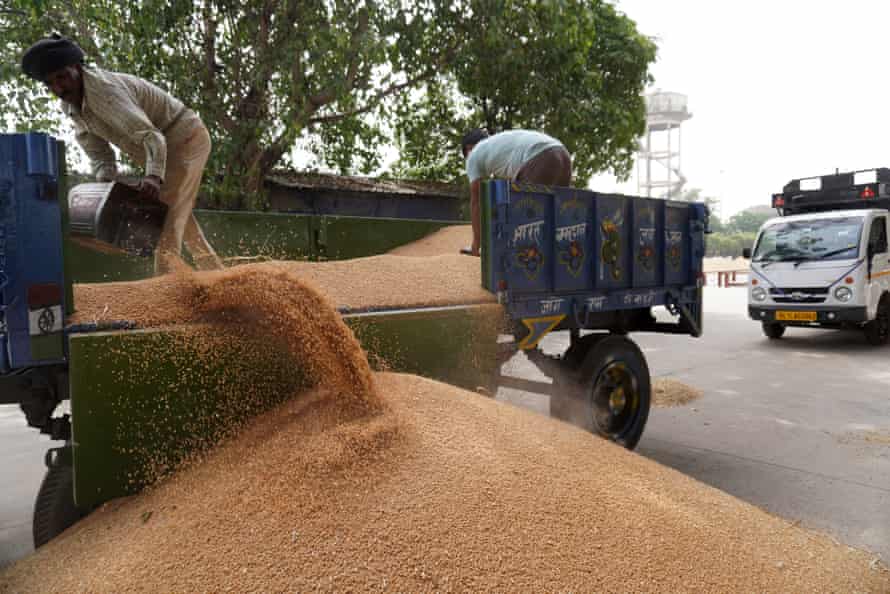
(593, 0, 890, 220)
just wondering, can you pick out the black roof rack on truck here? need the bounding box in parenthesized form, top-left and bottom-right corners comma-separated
(772, 168, 890, 215)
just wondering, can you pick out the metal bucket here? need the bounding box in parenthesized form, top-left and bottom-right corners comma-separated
(68, 182, 168, 257)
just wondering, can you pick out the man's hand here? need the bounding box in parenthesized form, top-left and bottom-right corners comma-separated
(138, 175, 162, 202)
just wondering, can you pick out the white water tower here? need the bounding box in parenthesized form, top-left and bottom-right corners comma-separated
(637, 91, 692, 199)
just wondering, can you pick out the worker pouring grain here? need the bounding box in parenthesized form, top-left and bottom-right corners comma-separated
(461, 128, 573, 256)
(21, 34, 222, 273)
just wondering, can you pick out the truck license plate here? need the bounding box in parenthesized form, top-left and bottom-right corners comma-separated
(776, 311, 817, 322)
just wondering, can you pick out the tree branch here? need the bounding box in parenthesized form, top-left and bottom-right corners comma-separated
(307, 69, 436, 125)
(43, 5, 105, 69)
(305, 8, 369, 109)
(234, 1, 276, 121)
(201, 4, 234, 132)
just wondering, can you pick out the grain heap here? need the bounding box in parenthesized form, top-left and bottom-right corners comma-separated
(2, 370, 888, 591)
(72, 255, 493, 324)
(387, 224, 472, 257)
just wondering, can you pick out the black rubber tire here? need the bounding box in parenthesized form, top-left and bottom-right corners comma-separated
(550, 334, 608, 423)
(33, 453, 86, 548)
(562, 333, 609, 370)
(865, 298, 890, 346)
(576, 335, 651, 450)
(762, 322, 786, 340)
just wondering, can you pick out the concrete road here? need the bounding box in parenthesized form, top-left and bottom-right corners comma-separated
(2, 287, 889, 569)
(0, 407, 53, 568)
(501, 287, 890, 562)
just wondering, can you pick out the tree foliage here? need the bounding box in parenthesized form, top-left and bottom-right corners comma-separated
(393, 0, 656, 185)
(726, 206, 774, 234)
(706, 232, 757, 258)
(2, 0, 656, 208)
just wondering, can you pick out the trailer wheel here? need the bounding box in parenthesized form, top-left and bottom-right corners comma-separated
(33, 448, 87, 548)
(762, 322, 786, 340)
(578, 335, 651, 450)
(865, 298, 890, 346)
(550, 334, 608, 423)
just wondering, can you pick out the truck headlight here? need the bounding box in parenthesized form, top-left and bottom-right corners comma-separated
(752, 286, 767, 302)
(834, 286, 853, 302)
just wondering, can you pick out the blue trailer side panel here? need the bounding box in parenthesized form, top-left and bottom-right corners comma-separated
(553, 189, 592, 292)
(481, 179, 707, 347)
(501, 183, 554, 293)
(0, 133, 67, 371)
(664, 200, 691, 286)
(631, 197, 662, 288)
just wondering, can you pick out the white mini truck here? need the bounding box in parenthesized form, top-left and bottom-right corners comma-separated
(745, 168, 890, 345)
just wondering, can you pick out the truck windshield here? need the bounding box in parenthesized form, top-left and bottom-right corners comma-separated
(752, 217, 864, 264)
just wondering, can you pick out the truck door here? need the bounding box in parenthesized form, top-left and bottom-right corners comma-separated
(867, 216, 889, 312)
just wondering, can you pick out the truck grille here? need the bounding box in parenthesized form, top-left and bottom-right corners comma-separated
(770, 287, 828, 304)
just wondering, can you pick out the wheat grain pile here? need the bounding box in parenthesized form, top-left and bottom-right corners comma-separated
(1, 370, 887, 592)
(72, 255, 492, 325)
(387, 224, 472, 257)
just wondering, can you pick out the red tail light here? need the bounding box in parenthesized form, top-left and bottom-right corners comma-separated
(861, 186, 876, 199)
(772, 194, 786, 208)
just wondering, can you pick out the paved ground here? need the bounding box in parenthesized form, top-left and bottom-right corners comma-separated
(0, 407, 50, 567)
(3, 287, 889, 569)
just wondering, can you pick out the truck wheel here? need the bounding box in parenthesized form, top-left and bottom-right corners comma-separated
(865, 298, 890, 346)
(762, 322, 786, 340)
(577, 335, 651, 450)
(33, 449, 87, 547)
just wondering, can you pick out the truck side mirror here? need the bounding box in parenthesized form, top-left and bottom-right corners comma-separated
(742, 248, 752, 259)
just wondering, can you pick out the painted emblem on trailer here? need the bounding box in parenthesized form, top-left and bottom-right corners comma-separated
(637, 228, 656, 271)
(666, 231, 683, 271)
(600, 217, 622, 281)
(516, 245, 544, 280)
(559, 241, 585, 277)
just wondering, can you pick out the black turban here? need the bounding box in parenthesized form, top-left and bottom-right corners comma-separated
(21, 35, 85, 81)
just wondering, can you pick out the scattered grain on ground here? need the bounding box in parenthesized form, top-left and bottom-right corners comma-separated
(652, 377, 704, 407)
(837, 430, 890, 448)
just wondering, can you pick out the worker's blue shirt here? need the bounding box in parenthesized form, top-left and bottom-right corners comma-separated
(466, 130, 564, 182)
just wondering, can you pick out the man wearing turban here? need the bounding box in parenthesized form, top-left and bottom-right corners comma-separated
(21, 35, 221, 272)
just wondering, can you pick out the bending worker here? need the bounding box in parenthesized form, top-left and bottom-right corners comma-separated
(461, 128, 572, 256)
(21, 34, 221, 272)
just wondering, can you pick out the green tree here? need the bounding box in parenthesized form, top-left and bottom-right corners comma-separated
(727, 206, 774, 234)
(1, 0, 463, 207)
(391, 0, 656, 184)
